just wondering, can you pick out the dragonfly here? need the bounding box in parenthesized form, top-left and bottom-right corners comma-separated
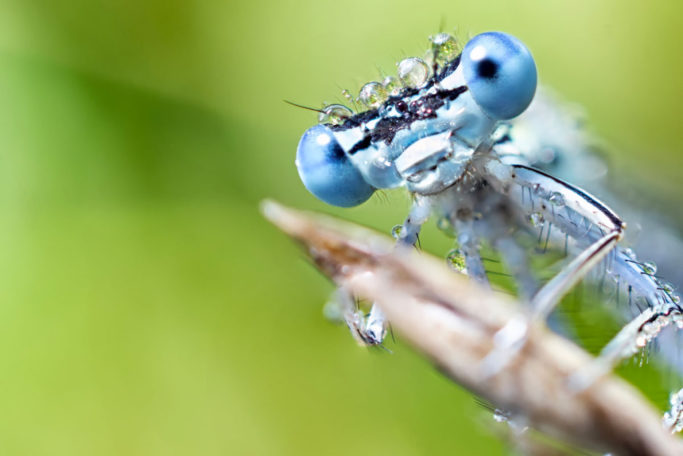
(293, 31, 683, 391)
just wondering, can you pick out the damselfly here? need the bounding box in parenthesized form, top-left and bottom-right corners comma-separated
(293, 31, 683, 394)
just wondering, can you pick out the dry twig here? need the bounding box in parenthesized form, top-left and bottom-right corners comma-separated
(262, 200, 683, 456)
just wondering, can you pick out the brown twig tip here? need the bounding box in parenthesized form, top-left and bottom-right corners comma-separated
(262, 200, 683, 456)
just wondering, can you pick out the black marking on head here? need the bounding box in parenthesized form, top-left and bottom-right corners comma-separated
(344, 86, 468, 154)
(476, 58, 498, 79)
(326, 54, 467, 154)
(347, 135, 373, 155)
(346, 86, 468, 154)
(329, 53, 462, 131)
(442, 85, 468, 100)
(329, 138, 347, 161)
(341, 108, 380, 129)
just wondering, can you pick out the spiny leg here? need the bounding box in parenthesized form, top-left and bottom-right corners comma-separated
(566, 248, 683, 388)
(485, 203, 623, 376)
(568, 301, 683, 391)
(346, 196, 432, 345)
(486, 160, 625, 312)
(531, 231, 622, 321)
(453, 217, 490, 287)
(481, 159, 625, 376)
(325, 287, 370, 346)
(495, 164, 683, 386)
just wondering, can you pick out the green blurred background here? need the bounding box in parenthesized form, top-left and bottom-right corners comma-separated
(0, 0, 680, 454)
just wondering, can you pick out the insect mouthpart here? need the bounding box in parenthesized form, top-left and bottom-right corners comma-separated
(394, 131, 471, 194)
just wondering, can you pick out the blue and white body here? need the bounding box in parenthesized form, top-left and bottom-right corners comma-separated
(294, 31, 683, 384)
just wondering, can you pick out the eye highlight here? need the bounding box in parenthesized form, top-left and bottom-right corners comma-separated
(462, 32, 537, 120)
(296, 125, 375, 207)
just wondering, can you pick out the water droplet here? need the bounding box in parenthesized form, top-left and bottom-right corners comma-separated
(318, 104, 353, 125)
(341, 89, 355, 105)
(491, 123, 512, 142)
(635, 335, 648, 348)
(422, 49, 435, 69)
(622, 248, 637, 260)
(430, 33, 459, 66)
(672, 295, 681, 304)
(492, 409, 508, 423)
(358, 81, 388, 109)
(659, 280, 675, 294)
(382, 76, 401, 97)
(446, 248, 467, 273)
(528, 212, 544, 227)
(397, 57, 430, 88)
(437, 217, 449, 231)
(436, 217, 455, 237)
(664, 388, 683, 433)
(642, 261, 658, 275)
(391, 225, 403, 240)
(548, 192, 565, 207)
(322, 298, 344, 323)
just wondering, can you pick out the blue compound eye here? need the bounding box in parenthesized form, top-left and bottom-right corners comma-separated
(296, 124, 375, 207)
(462, 32, 537, 120)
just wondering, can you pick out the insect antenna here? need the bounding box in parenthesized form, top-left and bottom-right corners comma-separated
(283, 100, 324, 113)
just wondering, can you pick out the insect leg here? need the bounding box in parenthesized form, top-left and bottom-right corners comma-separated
(480, 160, 625, 375)
(358, 196, 432, 345)
(453, 218, 490, 287)
(568, 302, 683, 391)
(484, 160, 625, 316)
(332, 288, 371, 346)
(531, 231, 621, 320)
